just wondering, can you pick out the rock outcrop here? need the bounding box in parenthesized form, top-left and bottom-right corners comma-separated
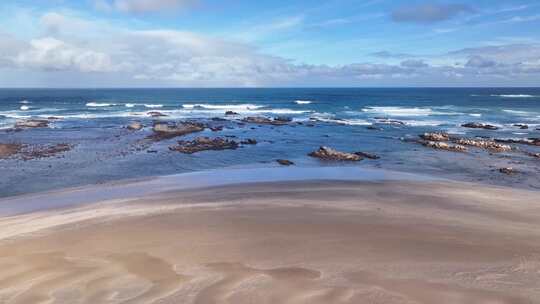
(169, 137, 239, 154)
(240, 139, 257, 145)
(0, 143, 22, 159)
(147, 111, 168, 117)
(309, 146, 362, 161)
(422, 141, 467, 152)
(420, 132, 450, 142)
(15, 119, 49, 129)
(499, 167, 517, 175)
(243, 116, 291, 126)
(455, 138, 512, 152)
(151, 122, 205, 139)
(461, 122, 499, 130)
(225, 111, 239, 116)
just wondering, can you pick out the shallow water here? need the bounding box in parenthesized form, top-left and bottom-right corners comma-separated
(1, 88, 539, 197)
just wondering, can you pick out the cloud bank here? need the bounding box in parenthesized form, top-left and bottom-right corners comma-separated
(0, 11, 539, 87)
(94, 0, 197, 14)
(391, 3, 474, 24)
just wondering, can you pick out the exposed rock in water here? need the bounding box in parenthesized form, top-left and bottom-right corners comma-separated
(169, 137, 239, 154)
(276, 159, 294, 166)
(147, 111, 168, 117)
(366, 126, 383, 131)
(309, 146, 362, 161)
(513, 124, 529, 129)
(20, 143, 73, 160)
(354, 152, 380, 159)
(210, 126, 224, 132)
(243, 116, 290, 126)
(528, 152, 540, 159)
(241, 139, 257, 145)
(495, 138, 540, 146)
(375, 118, 405, 126)
(422, 141, 467, 152)
(420, 132, 450, 142)
(0, 143, 22, 159)
(15, 119, 49, 129)
(127, 121, 143, 131)
(455, 138, 512, 152)
(225, 111, 239, 116)
(151, 122, 205, 139)
(274, 116, 292, 123)
(461, 122, 499, 130)
(499, 167, 517, 175)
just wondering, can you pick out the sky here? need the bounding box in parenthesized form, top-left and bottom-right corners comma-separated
(0, 0, 539, 87)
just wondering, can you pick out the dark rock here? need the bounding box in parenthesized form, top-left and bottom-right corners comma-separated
(528, 152, 540, 159)
(309, 146, 362, 161)
(169, 137, 239, 154)
(422, 141, 467, 152)
(276, 159, 294, 166)
(354, 152, 380, 159)
(127, 121, 143, 131)
(513, 124, 529, 129)
(499, 167, 517, 175)
(225, 111, 239, 116)
(495, 138, 540, 146)
(210, 126, 224, 132)
(462, 122, 499, 130)
(241, 139, 257, 145)
(15, 119, 49, 128)
(211, 117, 228, 122)
(420, 132, 449, 142)
(367, 126, 383, 131)
(147, 150, 158, 153)
(147, 111, 168, 117)
(274, 116, 292, 123)
(375, 118, 405, 126)
(151, 122, 205, 139)
(20, 143, 73, 160)
(243, 116, 290, 126)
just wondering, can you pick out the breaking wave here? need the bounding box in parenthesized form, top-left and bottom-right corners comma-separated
(295, 100, 312, 105)
(86, 102, 116, 107)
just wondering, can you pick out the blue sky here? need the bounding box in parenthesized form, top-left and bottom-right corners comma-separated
(0, 0, 539, 87)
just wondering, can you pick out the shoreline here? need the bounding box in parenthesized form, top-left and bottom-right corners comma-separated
(1, 165, 446, 216)
(0, 178, 539, 303)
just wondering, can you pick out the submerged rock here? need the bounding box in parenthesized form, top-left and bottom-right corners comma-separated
(147, 111, 168, 117)
(169, 137, 239, 154)
(455, 138, 512, 152)
(462, 122, 499, 130)
(422, 141, 467, 152)
(354, 152, 380, 159)
(420, 132, 450, 142)
(152, 122, 205, 139)
(127, 121, 143, 131)
(0, 143, 22, 159)
(499, 167, 517, 175)
(240, 139, 257, 145)
(243, 116, 290, 125)
(20, 143, 73, 160)
(276, 159, 294, 166)
(309, 146, 362, 161)
(495, 138, 540, 146)
(15, 119, 49, 128)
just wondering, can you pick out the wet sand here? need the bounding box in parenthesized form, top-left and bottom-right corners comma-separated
(0, 180, 539, 303)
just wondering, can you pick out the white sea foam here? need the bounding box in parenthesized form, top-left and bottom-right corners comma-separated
(19, 100, 30, 104)
(86, 102, 115, 107)
(492, 94, 537, 98)
(402, 120, 446, 127)
(144, 104, 163, 108)
(182, 104, 265, 110)
(503, 109, 530, 115)
(125, 103, 136, 108)
(20, 105, 30, 111)
(295, 100, 312, 105)
(314, 117, 371, 126)
(362, 106, 437, 117)
(469, 113, 482, 117)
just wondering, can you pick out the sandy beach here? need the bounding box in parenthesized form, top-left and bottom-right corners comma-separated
(0, 177, 539, 303)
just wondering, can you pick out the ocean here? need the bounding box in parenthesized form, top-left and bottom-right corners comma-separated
(1, 88, 539, 196)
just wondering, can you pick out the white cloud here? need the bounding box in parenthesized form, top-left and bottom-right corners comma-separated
(1, 11, 540, 87)
(94, 0, 198, 14)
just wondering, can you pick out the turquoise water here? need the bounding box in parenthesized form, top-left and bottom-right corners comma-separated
(1, 88, 539, 196)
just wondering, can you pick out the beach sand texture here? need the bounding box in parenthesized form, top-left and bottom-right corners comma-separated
(0, 180, 539, 303)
